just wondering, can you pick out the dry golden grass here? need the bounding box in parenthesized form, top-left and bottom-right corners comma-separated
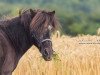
(13, 34, 100, 75)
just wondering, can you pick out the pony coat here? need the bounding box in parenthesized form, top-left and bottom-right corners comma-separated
(0, 9, 59, 75)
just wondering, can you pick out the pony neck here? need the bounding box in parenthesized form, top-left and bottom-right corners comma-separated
(2, 16, 32, 56)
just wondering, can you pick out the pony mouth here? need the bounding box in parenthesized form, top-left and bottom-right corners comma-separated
(43, 56, 52, 61)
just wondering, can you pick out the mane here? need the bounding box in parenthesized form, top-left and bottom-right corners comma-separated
(30, 10, 60, 35)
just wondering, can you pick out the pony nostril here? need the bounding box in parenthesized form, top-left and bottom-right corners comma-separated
(48, 57, 51, 60)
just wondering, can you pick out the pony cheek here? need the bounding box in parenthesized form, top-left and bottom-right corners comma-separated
(39, 46, 43, 53)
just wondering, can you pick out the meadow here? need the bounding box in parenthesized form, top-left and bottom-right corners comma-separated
(13, 33, 100, 75)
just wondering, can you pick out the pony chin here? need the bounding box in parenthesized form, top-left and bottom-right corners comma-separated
(43, 55, 52, 61)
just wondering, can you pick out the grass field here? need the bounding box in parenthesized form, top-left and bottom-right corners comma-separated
(13, 34, 100, 75)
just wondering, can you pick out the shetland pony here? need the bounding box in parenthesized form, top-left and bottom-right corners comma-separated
(0, 9, 59, 75)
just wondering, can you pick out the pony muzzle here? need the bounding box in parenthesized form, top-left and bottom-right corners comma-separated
(41, 48, 53, 61)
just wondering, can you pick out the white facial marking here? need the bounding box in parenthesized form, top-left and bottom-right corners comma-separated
(48, 25, 52, 30)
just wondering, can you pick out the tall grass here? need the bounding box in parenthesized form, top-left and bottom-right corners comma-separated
(13, 34, 100, 75)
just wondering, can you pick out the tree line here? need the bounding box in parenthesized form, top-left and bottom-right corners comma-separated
(0, 0, 100, 36)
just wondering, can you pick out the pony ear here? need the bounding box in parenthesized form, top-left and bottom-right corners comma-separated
(19, 9, 23, 17)
(29, 9, 35, 15)
(52, 11, 55, 14)
(48, 11, 55, 15)
(30, 9, 33, 13)
(20, 9, 33, 27)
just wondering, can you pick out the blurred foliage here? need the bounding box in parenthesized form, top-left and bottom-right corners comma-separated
(0, 0, 100, 36)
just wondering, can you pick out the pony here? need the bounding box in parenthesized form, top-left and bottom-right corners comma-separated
(0, 9, 59, 75)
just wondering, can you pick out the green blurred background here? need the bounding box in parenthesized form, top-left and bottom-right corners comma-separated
(0, 0, 100, 36)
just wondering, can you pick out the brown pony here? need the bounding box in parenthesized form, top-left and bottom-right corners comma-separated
(0, 9, 59, 75)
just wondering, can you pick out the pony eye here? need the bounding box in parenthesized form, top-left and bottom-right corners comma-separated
(48, 25, 52, 30)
